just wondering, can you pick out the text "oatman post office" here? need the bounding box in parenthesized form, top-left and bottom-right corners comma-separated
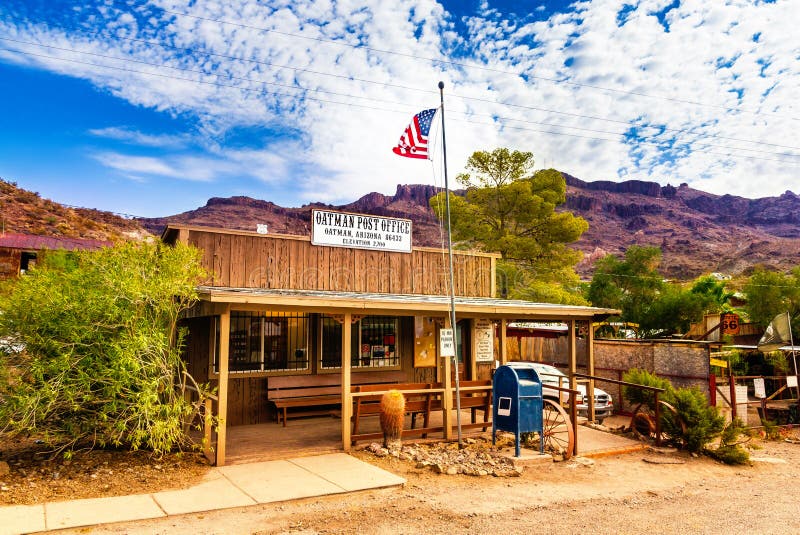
(311, 209, 413, 253)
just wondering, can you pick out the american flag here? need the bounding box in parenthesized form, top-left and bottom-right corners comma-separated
(392, 108, 437, 159)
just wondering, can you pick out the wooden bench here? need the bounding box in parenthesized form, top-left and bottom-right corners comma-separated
(421, 380, 492, 432)
(453, 380, 492, 431)
(352, 383, 434, 434)
(268, 371, 406, 426)
(349, 380, 493, 444)
(350, 383, 439, 444)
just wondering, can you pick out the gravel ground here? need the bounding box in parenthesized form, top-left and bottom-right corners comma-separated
(0, 437, 211, 505)
(44, 432, 800, 535)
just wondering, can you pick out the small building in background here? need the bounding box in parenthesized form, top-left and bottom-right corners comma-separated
(0, 233, 111, 278)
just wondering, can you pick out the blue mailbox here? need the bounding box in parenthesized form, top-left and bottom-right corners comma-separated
(492, 363, 544, 457)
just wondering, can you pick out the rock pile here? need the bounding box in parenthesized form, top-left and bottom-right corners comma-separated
(364, 437, 525, 477)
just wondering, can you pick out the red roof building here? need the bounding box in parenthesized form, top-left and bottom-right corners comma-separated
(0, 233, 111, 278)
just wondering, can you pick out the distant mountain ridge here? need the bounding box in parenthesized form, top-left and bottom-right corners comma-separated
(138, 177, 800, 279)
(2, 175, 797, 280)
(0, 179, 147, 242)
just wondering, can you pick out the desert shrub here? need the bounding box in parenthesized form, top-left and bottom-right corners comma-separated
(759, 418, 791, 441)
(621, 368, 673, 411)
(0, 241, 210, 454)
(708, 418, 750, 465)
(662, 386, 725, 452)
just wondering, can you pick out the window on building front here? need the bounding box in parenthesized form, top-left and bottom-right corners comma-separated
(320, 316, 400, 370)
(223, 311, 310, 373)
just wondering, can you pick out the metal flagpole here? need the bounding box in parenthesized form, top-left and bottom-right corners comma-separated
(438, 80, 462, 446)
(788, 312, 798, 397)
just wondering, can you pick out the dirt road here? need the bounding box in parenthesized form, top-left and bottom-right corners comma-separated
(53, 440, 800, 535)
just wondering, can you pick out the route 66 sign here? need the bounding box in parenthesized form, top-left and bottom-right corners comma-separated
(721, 313, 740, 335)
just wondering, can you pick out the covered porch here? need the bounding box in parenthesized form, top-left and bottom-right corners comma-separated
(184, 287, 617, 466)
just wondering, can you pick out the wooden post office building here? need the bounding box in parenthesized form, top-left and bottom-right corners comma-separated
(164, 212, 616, 466)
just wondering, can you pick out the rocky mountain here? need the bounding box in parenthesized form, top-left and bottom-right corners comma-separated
(138, 177, 800, 280)
(2, 174, 796, 280)
(0, 179, 148, 242)
(562, 175, 799, 278)
(139, 184, 451, 249)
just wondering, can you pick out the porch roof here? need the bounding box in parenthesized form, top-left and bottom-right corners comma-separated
(196, 286, 619, 320)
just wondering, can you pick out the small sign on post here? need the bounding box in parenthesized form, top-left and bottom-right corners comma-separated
(720, 313, 740, 335)
(474, 319, 494, 362)
(753, 377, 766, 399)
(439, 328, 455, 357)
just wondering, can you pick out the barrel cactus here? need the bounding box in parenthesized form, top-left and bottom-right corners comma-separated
(380, 390, 406, 449)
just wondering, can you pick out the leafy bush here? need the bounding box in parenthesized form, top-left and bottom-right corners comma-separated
(662, 386, 725, 452)
(621, 368, 673, 411)
(707, 418, 750, 465)
(0, 242, 210, 454)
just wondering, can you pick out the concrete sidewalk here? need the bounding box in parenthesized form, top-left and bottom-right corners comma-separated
(0, 453, 406, 535)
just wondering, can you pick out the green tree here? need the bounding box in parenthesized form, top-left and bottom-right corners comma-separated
(0, 242, 210, 454)
(689, 275, 734, 312)
(586, 245, 663, 333)
(587, 247, 723, 337)
(744, 267, 800, 335)
(430, 148, 588, 303)
(637, 284, 709, 337)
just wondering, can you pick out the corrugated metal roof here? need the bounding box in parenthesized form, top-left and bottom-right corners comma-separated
(196, 286, 619, 318)
(0, 234, 111, 251)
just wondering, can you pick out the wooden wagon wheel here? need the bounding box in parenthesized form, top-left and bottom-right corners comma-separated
(630, 400, 684, 442)
(631, 411, 656, 439)
(542, 398, 575, 460)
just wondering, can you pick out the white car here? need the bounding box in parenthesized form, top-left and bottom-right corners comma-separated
(523, 362, 615, 424)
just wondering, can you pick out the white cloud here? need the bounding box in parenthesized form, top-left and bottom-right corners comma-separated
(1, 0, 798, 204)
(92, 152, 234, 181)
(88, 127, 189, 148)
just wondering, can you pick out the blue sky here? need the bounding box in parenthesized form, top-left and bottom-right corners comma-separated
(0, 0, 797, 218)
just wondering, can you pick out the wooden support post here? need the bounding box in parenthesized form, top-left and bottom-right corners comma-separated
(587, 320, 596, 423)
(469, 319, 477, 380)
(729, 372, 738, 420)
(655, 391, 662, 446)
(216, 305, 230, 467)
(203, 398, 214, 464)
(500, 319, 508, 365)
(341, 313, 353, 451)
(709, 373, 717, 406)
(568, 319, 578, 456)
(442, 333, 453, 439)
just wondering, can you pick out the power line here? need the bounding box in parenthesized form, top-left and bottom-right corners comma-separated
(0, 48, 416, 116)
(0, 36, 414, 108)
(449, 93, 800, 152)
(448, 116, 799, 165)
(155, 7, 798, 122)
(62, 203, 141, 220)
(83, 30, 800, 152)
(8, 24, 795, 153)
(5, 38, 799, 162)
(455, 110, 799, 159)
(591, 270, 800, 288)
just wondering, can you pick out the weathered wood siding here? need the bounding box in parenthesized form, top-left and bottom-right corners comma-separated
(0, 248, 20, 279)
(183, 317, 211, 385)
(183, 229, 495, 297)
(227, 377, 271, 426)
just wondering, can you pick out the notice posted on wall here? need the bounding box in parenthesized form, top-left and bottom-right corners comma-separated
(474, 319, 494, 362)
(311, 209, 412, 253)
